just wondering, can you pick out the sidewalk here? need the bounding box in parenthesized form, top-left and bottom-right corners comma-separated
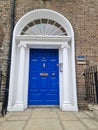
(0, 107, 98, 130)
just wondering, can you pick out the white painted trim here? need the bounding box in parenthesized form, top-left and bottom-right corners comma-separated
(16, 35, 71, 48)
(16, 35, 71, 41)
(13, 9, 74, 36)
(7, 9, 78, 111)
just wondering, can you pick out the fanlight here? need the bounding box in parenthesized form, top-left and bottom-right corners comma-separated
(21, 19, 67, 36)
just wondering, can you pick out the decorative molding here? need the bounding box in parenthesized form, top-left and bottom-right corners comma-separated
(16, 35, 71, 49)
(41, 0, 51, 2)
(61, 43, 70, 49)
(16, 35, 71, 42)
(17, 42, 27, 48)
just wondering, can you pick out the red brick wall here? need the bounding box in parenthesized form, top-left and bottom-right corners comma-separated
(0, 0, 11, 67)
(0, 0, 11, 88)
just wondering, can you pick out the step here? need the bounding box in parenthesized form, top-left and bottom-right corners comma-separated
(88, 103, 98, 121)
(88, 104, 94, 111)
(0, 102, 2, 113)
(93, 105, 98, 121)
(0, 102, 2, 106)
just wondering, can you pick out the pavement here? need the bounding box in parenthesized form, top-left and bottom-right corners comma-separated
(0, 107, 98, 130)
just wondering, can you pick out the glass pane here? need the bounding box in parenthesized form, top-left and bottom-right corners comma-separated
(21, 19, 67, 36)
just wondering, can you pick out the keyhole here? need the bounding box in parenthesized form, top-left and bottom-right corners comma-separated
(43, 63, 46, 68)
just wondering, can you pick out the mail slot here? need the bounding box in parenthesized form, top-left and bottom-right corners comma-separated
(40, 73, 48, 76)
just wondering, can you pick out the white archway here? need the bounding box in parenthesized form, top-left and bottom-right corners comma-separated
(8, 9, 78, 111)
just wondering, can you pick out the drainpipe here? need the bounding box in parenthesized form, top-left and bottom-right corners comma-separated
(1, 0, 15, 115)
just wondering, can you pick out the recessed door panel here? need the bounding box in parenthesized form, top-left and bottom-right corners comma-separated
(28, 49, 59, 105)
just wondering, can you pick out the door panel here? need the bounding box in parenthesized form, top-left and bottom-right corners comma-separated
(28, 49, 59, 105)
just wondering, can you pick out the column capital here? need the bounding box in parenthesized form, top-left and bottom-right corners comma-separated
(61, 42, 70, 49)
(17, 42, 27, 48)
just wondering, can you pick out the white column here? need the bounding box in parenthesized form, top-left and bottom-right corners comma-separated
(61, 43, 72, 111)
(13, 43, 27, 111)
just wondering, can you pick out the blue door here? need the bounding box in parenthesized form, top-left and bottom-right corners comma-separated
(28, 49, 59, 105)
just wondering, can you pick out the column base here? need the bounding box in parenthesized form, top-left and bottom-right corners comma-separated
(61, 103, 78, 111)
(7, 103, 25, 111)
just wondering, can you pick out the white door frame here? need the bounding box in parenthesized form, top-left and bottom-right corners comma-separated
(7, 35, 78, 111)
(7, 9, 78, 111)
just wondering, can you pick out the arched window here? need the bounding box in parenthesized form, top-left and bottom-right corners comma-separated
(21, 19, 67, 36)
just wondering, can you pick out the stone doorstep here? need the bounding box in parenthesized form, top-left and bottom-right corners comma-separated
(0, 102, 2, 106)
(93, 105, 98, 121)
(93, 105, 98, 111)
(0, 103, 2, 115)
(88, 104, 98, 121)
(88, 104, 94, 111)
(0, 102, 2, 109)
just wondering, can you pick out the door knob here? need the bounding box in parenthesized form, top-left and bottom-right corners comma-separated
(52, 73, 55, 76)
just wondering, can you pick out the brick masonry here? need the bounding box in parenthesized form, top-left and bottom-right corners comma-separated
(0, 0, 98, 109)
(0, 0, 11, 92)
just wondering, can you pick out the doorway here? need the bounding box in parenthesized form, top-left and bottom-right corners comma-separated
(28, 49, 59, 105)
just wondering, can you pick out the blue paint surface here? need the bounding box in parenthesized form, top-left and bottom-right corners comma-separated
(28, 49, 59, 105)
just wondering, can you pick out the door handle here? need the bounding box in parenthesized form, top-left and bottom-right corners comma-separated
(59, 63, 63, 72)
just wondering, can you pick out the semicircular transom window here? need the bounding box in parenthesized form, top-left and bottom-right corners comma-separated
(21, 19, 67, 36)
